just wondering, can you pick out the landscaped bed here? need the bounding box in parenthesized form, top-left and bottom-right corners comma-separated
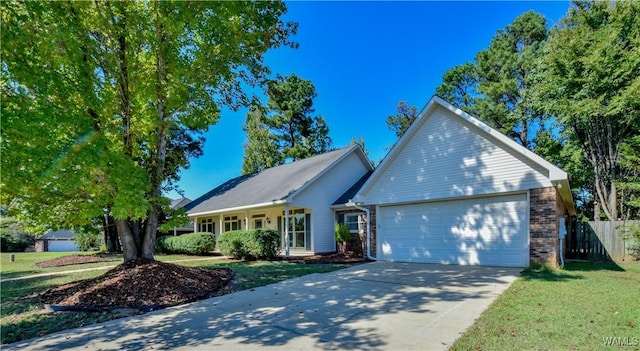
(40, 259, 234, 311)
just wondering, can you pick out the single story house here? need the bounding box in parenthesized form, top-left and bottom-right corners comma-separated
(187, 96, 574, 267)
(184, 146, 374, 255)
(35, 229, 80, 252)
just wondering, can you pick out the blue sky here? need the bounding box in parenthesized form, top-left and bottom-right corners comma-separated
(170, 1, 572, 200)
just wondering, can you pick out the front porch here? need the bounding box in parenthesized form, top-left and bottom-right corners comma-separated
(192, 206, 314, 255)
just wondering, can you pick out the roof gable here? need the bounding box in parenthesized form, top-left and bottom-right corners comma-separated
(186, 145, 371, 215)
(355, 96, 575, 214)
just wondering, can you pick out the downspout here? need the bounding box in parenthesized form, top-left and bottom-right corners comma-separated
(347, 201, 375, 261)
(559, 217, 567, 269)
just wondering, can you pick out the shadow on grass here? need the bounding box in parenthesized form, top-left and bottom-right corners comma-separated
(562, 260, 625, 272)
(519, 263, 585, 282)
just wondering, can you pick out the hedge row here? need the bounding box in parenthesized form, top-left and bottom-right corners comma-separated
(217, 229, 280, 260)
(155, 232, 216, 255)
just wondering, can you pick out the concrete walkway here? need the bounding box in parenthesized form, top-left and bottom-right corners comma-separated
(4, 261, 521, 351)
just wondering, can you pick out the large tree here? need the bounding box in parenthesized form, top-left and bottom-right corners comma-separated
(435, 62, 479, 115)
(534, 0, 640, 221)
(435, 11, 549, 151)
(474, 10, 549, 150)
(1, 1, 297, 260)
(242, 73, 332, 173)
(242, 102, 280, 174)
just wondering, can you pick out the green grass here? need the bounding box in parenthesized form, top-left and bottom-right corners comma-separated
(450, 261, 640, 351)
(0, 252, 230, 280)
(0, 252, 350, 345)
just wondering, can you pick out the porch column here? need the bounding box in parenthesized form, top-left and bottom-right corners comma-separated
(245, 211, 249, 230)
(219, 214, 224, 234)
(284, 206, 290, 257)
(193, 216, 198, 233)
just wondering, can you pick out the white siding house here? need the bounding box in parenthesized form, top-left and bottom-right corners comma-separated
(355, 96, 575, 267)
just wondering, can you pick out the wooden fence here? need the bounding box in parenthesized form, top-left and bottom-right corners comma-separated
(566, 221, 639, 262)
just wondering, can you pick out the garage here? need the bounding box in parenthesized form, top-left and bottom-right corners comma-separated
(378, 193, 529, 267)
(354, 97, 575, 267)
(47, 240, 80, 252)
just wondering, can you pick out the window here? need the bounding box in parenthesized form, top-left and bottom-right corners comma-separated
(224, 216, 241, 232)
(345, 214, 360, 233)
(253, 214, 265, 229)
(199, 218, 215, 234)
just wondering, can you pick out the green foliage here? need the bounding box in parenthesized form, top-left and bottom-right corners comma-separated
(620, 223, 640, 260)
(217, 229, 280, 260)
(335, 223, 351, 243)
(1, 1, 297, 259)
(386, 101, 418, 138)
(0, 217, 35, 252)
(435, 62, 479, 114)
(71, 230, 101, 251)
(155, 233, 216, 255)
(618, 136, 640, 219)
(437, 12, 550, 150)
(242, 103, 280, 174)
(242, 73, 333, 173)
(474, 11, 548, 150)
(534, 1, 640, 221)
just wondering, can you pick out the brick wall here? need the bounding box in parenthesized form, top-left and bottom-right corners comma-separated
(367, 205, 376, 259)
(529, 187, 559, 266)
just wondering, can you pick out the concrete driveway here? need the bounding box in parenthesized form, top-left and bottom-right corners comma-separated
(5, 261, 521, 351)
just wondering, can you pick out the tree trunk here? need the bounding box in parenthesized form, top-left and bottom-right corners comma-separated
(115, 216, 157, 261)
(102, 214, 121, 253)
(116, 219, 140, 261)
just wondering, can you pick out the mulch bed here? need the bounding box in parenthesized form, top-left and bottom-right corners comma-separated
(281, 252, 369, 264)
(40, 259, 233, 311)
(36, 254, 117, 268)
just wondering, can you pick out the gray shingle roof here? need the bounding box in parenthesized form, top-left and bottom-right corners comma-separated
(40, 229, 76, 240)
(185, 146, 358, 215)
(332, 171, 373, 205)
(170, 197, 192, 210)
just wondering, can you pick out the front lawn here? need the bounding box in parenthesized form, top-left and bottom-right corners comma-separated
(0, 253, 350, 344)
(450, 261, 640, 351)
(0, 252, 233, 280)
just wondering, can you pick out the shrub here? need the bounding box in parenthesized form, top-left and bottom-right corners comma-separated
(72, 230, 101, 251)
(155, 232, 216, 255)
(217, 229, 280, 260)
(335, 223, 350, 243)
(621, 223, 640, 260)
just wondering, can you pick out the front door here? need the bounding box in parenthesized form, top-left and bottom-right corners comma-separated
(283, 210, 306, 249)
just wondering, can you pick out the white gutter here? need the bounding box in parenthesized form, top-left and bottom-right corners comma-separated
(347, 200, 375, 261)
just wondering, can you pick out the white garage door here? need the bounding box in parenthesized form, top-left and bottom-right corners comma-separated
(48, 240, 80, 252)
(378, 193, 528, 267)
